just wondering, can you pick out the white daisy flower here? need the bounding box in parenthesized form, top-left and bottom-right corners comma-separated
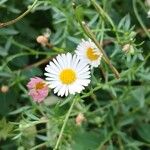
(44, 53, 91, 97)
(75, 39, 103, 68)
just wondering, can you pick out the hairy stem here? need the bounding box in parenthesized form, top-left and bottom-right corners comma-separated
(0, 0, 38, 28)
(54, 95, 79, 150)
(133, 0, 150, 39)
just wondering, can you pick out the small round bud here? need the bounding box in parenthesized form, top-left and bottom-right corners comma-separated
(36, 35, 48, 46)
(75, 113, 85, 126)
(122, 44, 134, 54)
(1, 85, 9, 93)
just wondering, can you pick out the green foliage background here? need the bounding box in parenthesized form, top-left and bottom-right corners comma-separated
(0, 0, 150, 149)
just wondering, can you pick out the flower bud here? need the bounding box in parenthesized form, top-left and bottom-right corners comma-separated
(122, 44, 134, 54)
(75, 113, 85, 126)
(1, 85, 9, 93)
(36, 35, 48, 46)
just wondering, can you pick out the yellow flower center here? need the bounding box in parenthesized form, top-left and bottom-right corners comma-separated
(86, 47, 99, 61)
(36, 82, 45, 90)
(59, 69, 76, 85)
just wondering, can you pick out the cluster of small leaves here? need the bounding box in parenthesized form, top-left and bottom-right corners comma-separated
(0, 0, 150, 149)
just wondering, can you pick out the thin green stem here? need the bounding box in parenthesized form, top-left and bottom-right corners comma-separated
(30, 142, 47, 150)
(53, 95, 79, 150)
(11, 39, 37, 53)
(3, 50, 50, 66)
(90, 0, 120, 41)
(118, 136, 125, 150)
(91, 0, 115, 29)
(97, 130, 115, 150)
(133, 0, 150, 39)
(100, 20, 105, 46)
(0, 0, 38, 28)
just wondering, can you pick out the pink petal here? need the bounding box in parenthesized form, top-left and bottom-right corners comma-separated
(27, 77, 49, 103)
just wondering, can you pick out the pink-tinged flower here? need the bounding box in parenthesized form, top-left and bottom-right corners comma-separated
(27, 77, 49, 103)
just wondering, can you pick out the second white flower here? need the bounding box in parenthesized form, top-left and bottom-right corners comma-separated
(75, 39, 103, 68)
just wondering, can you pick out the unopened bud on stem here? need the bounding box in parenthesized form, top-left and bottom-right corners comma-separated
(36, 35, 48, 46)
(1, 85, 9, 93)
(75, 113, 85, 126)
(122, 44, 134, 54)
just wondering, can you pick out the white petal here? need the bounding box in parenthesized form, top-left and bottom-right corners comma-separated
(72, 55, 80, 69)
(65, 86, 69, 96)
(54, 84, 63, 94)
(68, 84, 76, 95)
(44, 72, 57, 78)
(45, 77, 57, 81)
(77, 79, 90, 86)
(56, 54, 65, 69)
(49, 81, 60, 88)
(58, 85, 67, 97)
(66, 53, 72, 67)
(77, 74, 91, 79)
(49, 61, 60, 73)
(53, 58, 62, 70)
(45, 66, 59, 75)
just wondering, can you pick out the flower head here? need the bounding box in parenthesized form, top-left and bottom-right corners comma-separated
(27, 77, 49, 102)
(44, 53, 91, 97)
(75, 39, 103, 68)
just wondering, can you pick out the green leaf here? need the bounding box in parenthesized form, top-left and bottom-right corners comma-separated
(46, 119, 59, 147)
(0, 28, 19, 35)
(136, 123, 150, 143)
(9, 106, 30, 115)
(0, 118, 14, 140)
(71, 128, 105, 150)
(5, 37, 13, 52)
(21, 67, 43, 79)
(0, 0, 8, 5)
(11, 55, 29, 67)
(0, 37, 13, 56)
(118, 14, 131, 30)
(0, 71, 13, 78)
(0, 46, 8, 57)
(0, 88, 18, 115)
(137, 54, 144, 61)
(19, 120, 37, 148)
(131, 87, 145, 108)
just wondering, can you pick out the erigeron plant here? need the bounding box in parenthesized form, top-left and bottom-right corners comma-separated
(0, 0, 150, 150)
